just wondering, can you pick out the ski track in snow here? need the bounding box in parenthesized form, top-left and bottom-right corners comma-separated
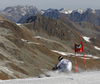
(0, 71, 100, 84)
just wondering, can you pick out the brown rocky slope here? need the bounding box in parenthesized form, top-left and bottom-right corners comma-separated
(0, 15, 100, 80)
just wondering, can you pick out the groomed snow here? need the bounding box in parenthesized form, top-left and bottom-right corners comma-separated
(0, 71, 100, 84)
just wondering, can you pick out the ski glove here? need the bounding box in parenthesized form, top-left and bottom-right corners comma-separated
(52, 66, 58, 71)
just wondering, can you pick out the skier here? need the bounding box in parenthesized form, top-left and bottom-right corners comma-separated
(52, 56, 72, 72)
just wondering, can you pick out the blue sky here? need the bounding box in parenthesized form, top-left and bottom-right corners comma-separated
(0, 0, 100, 10)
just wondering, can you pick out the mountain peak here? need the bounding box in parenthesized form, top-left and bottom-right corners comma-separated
(1, 5, 43, 22)
(4, 5, 40, 13)
(72, 8, 96, 14)
(59, 8, 67, 11)
(85, 8, 96, 13)
(59, 8, 73, 14)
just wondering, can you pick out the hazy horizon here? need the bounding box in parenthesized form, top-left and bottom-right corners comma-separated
(0, 0, 100, 10)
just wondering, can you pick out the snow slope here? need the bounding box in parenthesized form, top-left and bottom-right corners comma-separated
(0, 71, 100, 84)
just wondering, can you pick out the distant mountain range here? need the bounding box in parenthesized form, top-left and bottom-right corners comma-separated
(1, 5, 100, 26)
(0, 5, 43, 23)
(43, 8, 100, 26)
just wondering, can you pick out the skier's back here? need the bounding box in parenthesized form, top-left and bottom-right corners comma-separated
(52, 56, 72, 72)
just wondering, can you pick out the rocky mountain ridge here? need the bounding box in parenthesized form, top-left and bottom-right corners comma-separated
(1, 5, 100, 25)
(0, 5, 43, 23)
(23, 15, 100, 55)
(43, 8, 100, 26)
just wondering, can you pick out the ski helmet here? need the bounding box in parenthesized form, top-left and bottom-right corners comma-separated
(58, 56, 63, 61)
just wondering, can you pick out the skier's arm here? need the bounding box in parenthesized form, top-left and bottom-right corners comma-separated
(56, 60, 62, 67)
(52, 61, 62, 70)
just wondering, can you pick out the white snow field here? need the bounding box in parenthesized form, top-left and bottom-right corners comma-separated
(0, 71, 100, 84)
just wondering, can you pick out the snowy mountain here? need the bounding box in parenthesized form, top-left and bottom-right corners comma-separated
(58, 8, 73, 14)
(42, 8, 100, 26)
(0, 5, 100, 25)
(44, 8, 96, 14)
(65, 8, 100, 26)
(72, 8, 96, 14)
(3, 5, 42, 16)
(50, 8, 97, 14)
(41, 8, 55, 13)
(0, 5, 43, 22)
